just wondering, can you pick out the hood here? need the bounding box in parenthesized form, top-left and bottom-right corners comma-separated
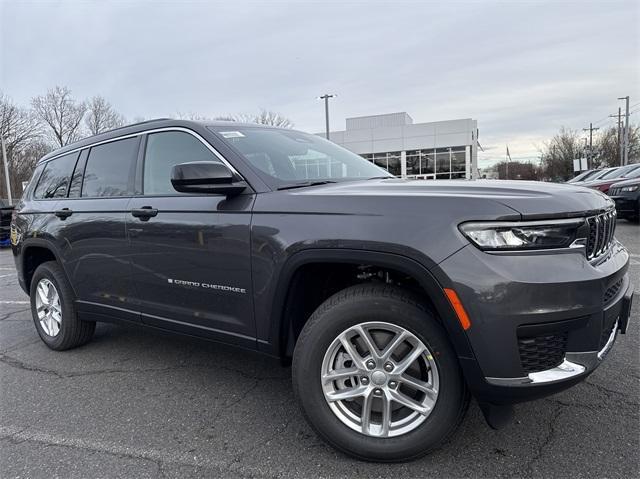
(297, 179, 613, 219)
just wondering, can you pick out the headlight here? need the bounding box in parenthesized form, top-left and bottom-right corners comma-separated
(621, 185, 639, 192)
(459, 219, 586, 251)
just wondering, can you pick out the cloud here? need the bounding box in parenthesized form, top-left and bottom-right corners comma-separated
(1, 0, 638, 166)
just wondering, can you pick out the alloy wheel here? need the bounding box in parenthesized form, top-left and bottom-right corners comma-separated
(35, 278, 62, 337)
(321, 321, 439, 438)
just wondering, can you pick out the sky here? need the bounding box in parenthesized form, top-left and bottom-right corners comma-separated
(1, 0, 639, 168)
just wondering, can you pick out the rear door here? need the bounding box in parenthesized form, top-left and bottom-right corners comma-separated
(53, 137, 140, 322)
(126, 129, 256, 347)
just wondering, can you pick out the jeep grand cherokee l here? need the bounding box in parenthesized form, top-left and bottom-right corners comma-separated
(10, 119, 634, 462)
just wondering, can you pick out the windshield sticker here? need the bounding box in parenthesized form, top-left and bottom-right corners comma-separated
(219, 131, 245, 139)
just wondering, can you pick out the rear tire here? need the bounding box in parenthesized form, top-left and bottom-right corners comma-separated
(292, 284, 469, 462)
(30, 261, 95, 350)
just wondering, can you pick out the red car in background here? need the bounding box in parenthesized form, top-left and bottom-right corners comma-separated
(582, 164, 640, 193)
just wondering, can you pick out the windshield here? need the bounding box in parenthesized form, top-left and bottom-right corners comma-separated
(589, 168, 614, 181)
(625, 166, 640, 179)
(209, 126, 392, 188)
(568, 170, 594, 182)
(600, 164, 638, 180)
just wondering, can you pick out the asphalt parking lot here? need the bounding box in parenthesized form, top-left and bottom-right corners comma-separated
(0, 222, 638, 479)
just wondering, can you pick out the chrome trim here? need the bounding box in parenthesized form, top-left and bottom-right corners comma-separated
(527, 359, 586, 383)
(485, 320, 619, 387)
(460, 218, 587, 229)
(597, 319, 618, 360)
(37, 127, 243, 178)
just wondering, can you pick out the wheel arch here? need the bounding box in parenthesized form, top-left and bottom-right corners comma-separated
(20, 238, 69, 294)
(269, 248, 475, 362)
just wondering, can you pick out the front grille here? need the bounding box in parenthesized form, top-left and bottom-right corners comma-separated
(608, 187, 620, 196)
(586, 209, 616, 260)
(518, 332, 568, 374)
(604, 278, 623, 306)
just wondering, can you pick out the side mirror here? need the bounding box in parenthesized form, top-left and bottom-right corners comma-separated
(171, 161, 247, 196)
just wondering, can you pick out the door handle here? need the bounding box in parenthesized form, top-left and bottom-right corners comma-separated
(131, 206, 158, 221)
(54, 208, 73, 219)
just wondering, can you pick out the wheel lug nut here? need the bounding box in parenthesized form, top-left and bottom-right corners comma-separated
(384, 362, 394, 372)
(366, 359, 376, 370)
(361, 377, 369, 385)
(373, 388, 382, 396)
(388, 381, 397, 388)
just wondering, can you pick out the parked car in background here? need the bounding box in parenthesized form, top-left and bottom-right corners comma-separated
(609, 177, 640, 222)
(583, 164, 640, 194)
(567, 169, 598, 183)
(571, 167, 617, 184)
(1, 199, 15, 247)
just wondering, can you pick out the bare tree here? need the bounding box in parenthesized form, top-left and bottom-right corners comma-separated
(539, 127, 584, 180)
(0, 94, 44, 199)
(7, 140, 52, 197)
(0, 93, 42, 158)
(85, 96, 126, 135)
(32, 86, 87, 147)
(593, 124, 639, 168)
(494, 160, 540, 180)
(216, 109, 294, 128)
(175, 112, 213, 121)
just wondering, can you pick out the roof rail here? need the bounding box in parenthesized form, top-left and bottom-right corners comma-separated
(99, 118, 172, 136)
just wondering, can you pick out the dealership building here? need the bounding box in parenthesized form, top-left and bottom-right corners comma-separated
(323, 112, 479, 179)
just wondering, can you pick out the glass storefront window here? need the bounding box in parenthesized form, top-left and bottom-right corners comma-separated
(362, 146, 467, 179)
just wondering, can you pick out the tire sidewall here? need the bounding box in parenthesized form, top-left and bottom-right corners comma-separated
(30, 262, 76, 349)
(293, 287, 467, 461)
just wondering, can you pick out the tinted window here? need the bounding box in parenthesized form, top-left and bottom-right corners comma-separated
(144, 131, 222, 195)
(82, 137, 139, 197)
(33, 152, 79, 199)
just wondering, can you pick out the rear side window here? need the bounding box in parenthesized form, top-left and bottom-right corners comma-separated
(143, 131, 222, 195)
(82, 137, 139, 197)
(33, 152, 79, 199)
(24, 164, 44, 200)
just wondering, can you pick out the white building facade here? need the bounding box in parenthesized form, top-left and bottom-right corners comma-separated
(324, 112, 479, 179)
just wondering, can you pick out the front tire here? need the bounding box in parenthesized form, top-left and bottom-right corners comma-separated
(292, 284, 469, 462)
(30, 261, 95, 350)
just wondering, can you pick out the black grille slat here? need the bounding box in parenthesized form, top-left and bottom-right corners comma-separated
(603, 278, 623, 305)
(586, 208, 616, 260)
(518, 332, 568, 374)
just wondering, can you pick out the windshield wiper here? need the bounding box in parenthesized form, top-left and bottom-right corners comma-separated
(277, 180, 337, 191)
(367, 176, 394, 180)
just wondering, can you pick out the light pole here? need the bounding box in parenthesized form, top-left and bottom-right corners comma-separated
(318, 94, 336, 140)
(1, 135, 12, 204)
(618, 96, 630, 165)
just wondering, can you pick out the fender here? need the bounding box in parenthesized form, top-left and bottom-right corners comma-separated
(19, 237, 75, 296)
(263, 248, 477, 363)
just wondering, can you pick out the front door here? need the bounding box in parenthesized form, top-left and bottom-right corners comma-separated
(126, 130, 256, 347)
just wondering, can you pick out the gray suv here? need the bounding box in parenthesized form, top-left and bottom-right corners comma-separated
(10, 119, 634, 461)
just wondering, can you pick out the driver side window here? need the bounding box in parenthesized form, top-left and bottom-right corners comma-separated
(143, 131, 222, 195)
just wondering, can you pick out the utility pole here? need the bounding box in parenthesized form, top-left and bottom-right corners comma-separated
(1, 135, 12, 204)
(610, 108, 622, 165)
(317, 94, 336, 140)
(582, 122, 599, 169)
(618, 96, 630, 165)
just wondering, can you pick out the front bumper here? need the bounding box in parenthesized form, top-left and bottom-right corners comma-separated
(435, 239, 632, 404)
